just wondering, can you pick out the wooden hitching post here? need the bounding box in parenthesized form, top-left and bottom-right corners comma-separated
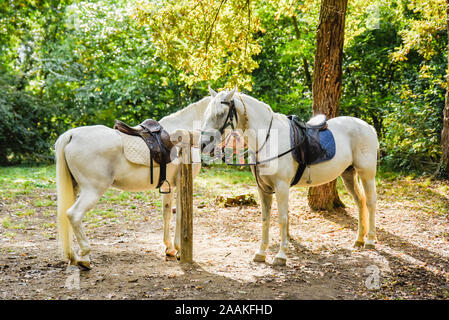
(179, 131, 193, 263)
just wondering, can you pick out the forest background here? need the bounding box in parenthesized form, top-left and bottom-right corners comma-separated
(1, 0, 447, 176)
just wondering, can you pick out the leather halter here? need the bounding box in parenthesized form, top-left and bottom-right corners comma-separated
(219, 100, 238, 134)
(199, 95, 276, 194)
(220, 97, 275, 194)
(221, 96, 273, 156)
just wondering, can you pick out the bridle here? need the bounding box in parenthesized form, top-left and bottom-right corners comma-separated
(201, 95, 316, 194)
(218, 96, 276, 194)
(219, 96, 274, 155)
(201, 95, 272, 157)
(217, 96, 308, 194)
(218, 100, 239, 134)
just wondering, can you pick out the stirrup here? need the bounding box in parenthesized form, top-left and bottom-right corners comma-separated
(159, 180, 171, 194)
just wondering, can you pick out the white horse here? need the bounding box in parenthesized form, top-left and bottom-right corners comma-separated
(55, 97, 210, 269)
(200, 87, 379, 266)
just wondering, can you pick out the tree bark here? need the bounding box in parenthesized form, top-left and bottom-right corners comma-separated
(435, 0, 449, 179)
(307, 0, 348, 211)
(437, 90, 449, 179)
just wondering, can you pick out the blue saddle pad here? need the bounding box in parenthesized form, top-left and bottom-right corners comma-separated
(309, 129, 336, 165)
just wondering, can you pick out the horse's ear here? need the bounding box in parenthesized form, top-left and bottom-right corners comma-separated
(224, 85, 238, 101)
(208, 84, 217, 98)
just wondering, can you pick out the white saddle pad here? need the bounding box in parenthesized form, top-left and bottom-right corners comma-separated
(116, 130, 155, 167)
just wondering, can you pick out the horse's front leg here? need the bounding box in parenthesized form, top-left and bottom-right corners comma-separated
(162, 191, 176, 257)
(273, 181, 290, 266)
(253, 188, 273, 263)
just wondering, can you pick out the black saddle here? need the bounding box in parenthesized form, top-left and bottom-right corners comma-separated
(114, 119, 174, 192)
(288, 114, 329, 186)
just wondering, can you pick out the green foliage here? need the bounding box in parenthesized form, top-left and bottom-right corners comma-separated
(0, 67, 56, 164)
(41, 0, 189, 126)
(382, 100, 442, 171)
(339, 0, 446, 171)
(249, 1, 316, 117)
(135, 0, 262, 89)
(0, 0, 447, 174)
(0, 0, 208, 164)
(0, 0, 72, 164)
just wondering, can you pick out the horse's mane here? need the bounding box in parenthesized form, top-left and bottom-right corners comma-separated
(160, 96, 211, 123)
(238, 92, 273, 114)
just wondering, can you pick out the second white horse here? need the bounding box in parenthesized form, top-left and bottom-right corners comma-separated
(201, 87, 379, 266)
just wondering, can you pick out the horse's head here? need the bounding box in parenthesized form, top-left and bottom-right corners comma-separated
(200, 85, 238, 151)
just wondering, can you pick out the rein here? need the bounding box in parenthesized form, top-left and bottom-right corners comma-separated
(219, 100, 238, 134)
(227, 143, 299, 167)
(220, 95, 281, 194)
(202, 94, 295, 194)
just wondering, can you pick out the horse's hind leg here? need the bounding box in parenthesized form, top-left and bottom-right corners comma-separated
(162, 191, 176, 257)
(341, 166, 368, 248)
(359, 174, 377, 249)
(66, 188, 104, 269)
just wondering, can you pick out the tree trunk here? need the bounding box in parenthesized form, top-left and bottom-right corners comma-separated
(437, 90, 449, 179)
(307, 0, 348, 211)
(435, 0, 449, 179)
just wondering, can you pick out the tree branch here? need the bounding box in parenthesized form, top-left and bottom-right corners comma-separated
(205, 0, 227, 54)
(292, 15, 312, 91)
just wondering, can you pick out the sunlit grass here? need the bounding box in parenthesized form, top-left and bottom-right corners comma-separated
(34, 199, 56, 207)
(196, 164, 254, 197)
(41, 222, 56, 230)
(15, 209, 35, 217)
(42, 232, 56, 240)
(2, 217, 11, 228)
(5, 232, 16, 239)
(86, 208, 118, 219)
(2, 217, 27, 230)
(42, 210, 54, 218)
(0, 164, 447, 223)
(99, 189, 155, 205)
(0, 166, 56, 193)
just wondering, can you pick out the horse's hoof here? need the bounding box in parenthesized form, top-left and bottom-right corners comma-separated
(77, 260, 92, 270)
(253, 253, 266, 263)
(176, 252, 181, 261)
(68, 252, 79, 266)
(353, 240, 364, 248)
(273, 257, 287, 266)
(166, 249, 177, 257)
(364, 242, 376, 250)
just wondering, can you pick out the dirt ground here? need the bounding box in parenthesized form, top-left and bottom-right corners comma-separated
(1, 167, 449, 300)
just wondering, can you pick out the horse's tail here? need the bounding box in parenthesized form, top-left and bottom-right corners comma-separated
(55, 131, 76, 261)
